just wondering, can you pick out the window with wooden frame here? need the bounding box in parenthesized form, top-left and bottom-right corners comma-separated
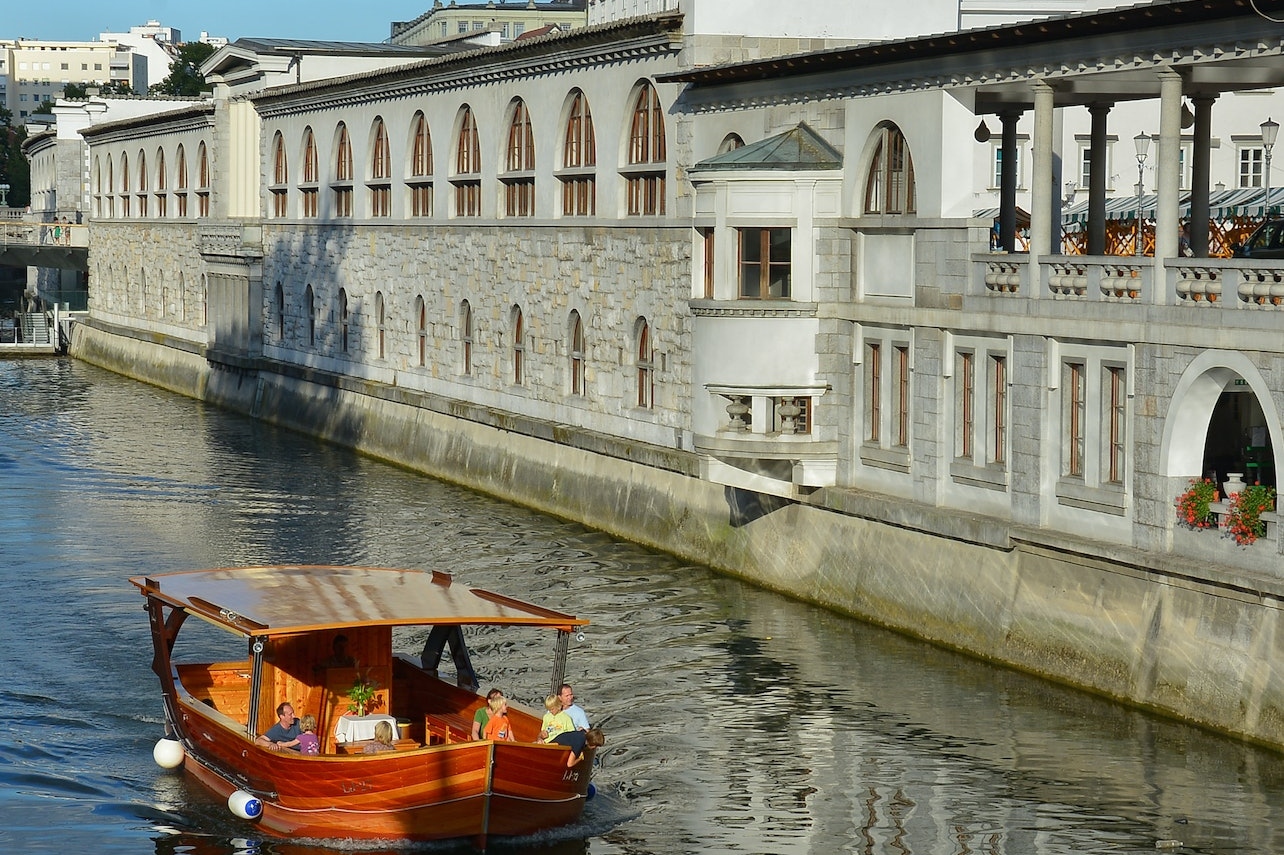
(737, 227, 791, 299)
(369, 119, 391, 217)
(864, 123, 915, 214)
(414, 295, 427, 367)
(460, 300, 473, 376)
(408, 112, 433, 217)
(136, 150, 148, 217)
(339, 288, 350, 353)
(175, 145, 188, 217)
(958, 351, 974, 459)
(375, 291, 386, 358)
(154, 147, 167, 218)
(989, 354, 1007, 464)
(512, 306, 525, 386)
(625, 82, 665, 216)
(866, 342, 882, 443)
(1105, 365, 1126, 484)
(271, 132, 288, 218)
(453, 106, 481, 217)
(569, 311, 586, 396)
(894, 345, 910, 448)
(1064, 361, 1086, 477)
(301, 128, 319, 218)
(700, 228, 715, 298)
(306, 284, 316, 346)
(121, 153, 130, 217)
(275, 281, 285, 342)
(635, 318, 653, 409)
(561, 89, 596, 216)
(503, 99, 536, 217)
(197, 142, 210, 217)
(333, 123, 353, 218)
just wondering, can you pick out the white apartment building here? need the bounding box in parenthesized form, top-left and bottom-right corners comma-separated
(99, 21, 179, 91)
(390, 0, 587, 45)
(1, 39, 143, 119)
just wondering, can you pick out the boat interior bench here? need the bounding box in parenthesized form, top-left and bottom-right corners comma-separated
(175, 661, 251, 723)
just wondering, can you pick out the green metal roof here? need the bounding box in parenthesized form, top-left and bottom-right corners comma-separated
(692, 123, 842, 172)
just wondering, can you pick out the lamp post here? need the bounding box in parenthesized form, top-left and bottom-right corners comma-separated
(1262, 117, 1279, 218)
(1134, 132, 1150, 257)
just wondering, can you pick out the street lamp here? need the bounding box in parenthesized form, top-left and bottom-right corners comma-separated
(1134, 132, 1150, 257)
(1262, 117, 1279, 218)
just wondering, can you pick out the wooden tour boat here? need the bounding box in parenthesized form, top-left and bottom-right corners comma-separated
(132, 565, 597, 845)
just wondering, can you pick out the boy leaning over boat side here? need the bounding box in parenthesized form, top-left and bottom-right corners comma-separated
(551, 727, 605, 768)
(540, 695, 575, 743)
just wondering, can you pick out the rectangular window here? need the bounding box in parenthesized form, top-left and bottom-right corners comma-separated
(334, 187, 352, 218)
(993, 145, 1021, 189)
(959, 351, 974, 459)
(626, 174, 665, 216)
(701, 228, 715, 299)
(176, 192, 188, 217)
(560, 176, 595, 216)
(867, 342, 881, 443)
(894, 346, 910, 448)
(990, 354, 1007, 464)
(271, 189, 287, 218)
(504, 179, 535, 217)
(197, 191, 209, 217)
(1240, 146, 1265, 189)
(370, 185, 390, 217)
(1065, 362, 1086, 477)
(1079, 147, 1092, 190)
(301, 188, 318, 218)
(455, 181, 481, 217)
(410, 183, 432, 217)
(1106, 365, 1126, 483)
(738, 227, 790, 299)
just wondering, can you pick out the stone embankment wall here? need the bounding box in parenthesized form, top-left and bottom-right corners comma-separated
(71, 321, 1284, 750)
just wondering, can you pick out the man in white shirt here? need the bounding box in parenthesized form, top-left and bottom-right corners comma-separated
(558, 683, 590, 731)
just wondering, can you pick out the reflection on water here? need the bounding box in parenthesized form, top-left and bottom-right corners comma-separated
(1, 357, 1283, 854)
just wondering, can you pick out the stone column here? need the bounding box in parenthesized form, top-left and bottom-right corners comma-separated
(1189, 95, 1216, 258)
(1088, 103, 1111, 256)
(1154, 69, 1183, 284)
(999, 110, 1022, 253)
(1029, 81, 1056, 294)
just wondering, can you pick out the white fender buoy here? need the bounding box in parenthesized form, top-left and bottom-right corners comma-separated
(228, 789, 263, 821)
(152, 737, 185, 769)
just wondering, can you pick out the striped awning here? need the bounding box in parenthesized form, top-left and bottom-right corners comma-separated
(1056, 187, 1283, 225)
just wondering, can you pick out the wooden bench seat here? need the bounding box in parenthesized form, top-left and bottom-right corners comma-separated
(424, 711, 474, 744)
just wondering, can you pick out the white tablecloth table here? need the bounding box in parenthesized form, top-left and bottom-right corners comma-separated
(333, 713, 397, 744)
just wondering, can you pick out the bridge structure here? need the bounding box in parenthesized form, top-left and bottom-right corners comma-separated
(0, 220, 88, 273)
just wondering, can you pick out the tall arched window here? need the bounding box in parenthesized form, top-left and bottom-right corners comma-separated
(305, 284, 316, 346)
(339, 288, 350, 353)
(137, 150, 148, 216)
(175, 145, 188, 217)
(561, 89, 595, 216)
(301, 128, 319, 217)
(569, 310, 586, 397)
(625, 82, 666, 216)
(460, 299, 473, 376)
(512, 306, 525, 386)
(271, 131, 288, 218)
(197, 142, 210, 217)
(120, 152, 131, 217)
(408, 112, 433, 217)
(333, 123, 353, 217)
(864, 123, 916, 215)
(275, 281, 285, 342)
(155, 147, 167, 217)
(635, 318, 654, 409)
(370, 118, 391, 217)
(453, 105, 481, 217)
(503, 99, 535, 217)
(415, 295, 427, 367)
(375, 291, 386, 358)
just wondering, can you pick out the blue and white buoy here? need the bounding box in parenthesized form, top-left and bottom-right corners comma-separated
(228, 790, 263, 821)
(152, 736, 185, 769)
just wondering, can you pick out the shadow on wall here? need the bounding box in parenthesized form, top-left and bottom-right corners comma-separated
(724, 485, 793, 528)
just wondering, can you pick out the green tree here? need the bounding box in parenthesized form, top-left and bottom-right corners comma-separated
(150, 42, 217, 96)
(0, 106, 30, 208)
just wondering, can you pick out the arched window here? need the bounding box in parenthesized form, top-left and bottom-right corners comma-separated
(569, 310, 586, 397)
(512, 306, 525, 386)
(503, 99, 535, 217)
(635, 318, 654, 409)
(408, 112, 433, 217)
(120, 152, 130, 217)
(301, 128, 318, 218)
(137, 150, 149, 216)
(155, 147, 167, 217)
(333, 123, 353, 217)
(415, 295, 427, 366)
(864, 123, 916, 215)
(305, 284, 316, 346)
(718, 133, 745, 154)
(197, 142, 210, 217)
(107, 156, 115, 218)
(175, 145, 188, 217)
(375, 291, 386, 358)
(561, 89, 595, 216)
(93, 156, 102, 218)
(625, 82, 666, 216)
(370, 118, 391, 217)
(460, 299, 473, 376)
(339, 288, 350, 353)
(275, 281, 285, 342)
(271, 131, 288, 218)
(453, 105, 481, 217)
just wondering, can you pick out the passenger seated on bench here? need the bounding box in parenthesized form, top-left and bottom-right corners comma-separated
(539, 694, 575, 743)
(472, 688, 504, 740)
(297, 715, 320, 755)
(314, 634, 356, 671)
(362, 720, 396, 753)
(257, 702, 302, 751)
(551, 727, 605, 768)
(481, 695, 514, 742)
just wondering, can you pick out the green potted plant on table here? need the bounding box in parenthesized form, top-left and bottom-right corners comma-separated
(1225, 484, 1277, 546)
(1175, 478, 1217, 529)
(347, 671, 380, 716)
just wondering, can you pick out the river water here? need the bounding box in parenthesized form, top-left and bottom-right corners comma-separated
(3, 356, 1284, 855)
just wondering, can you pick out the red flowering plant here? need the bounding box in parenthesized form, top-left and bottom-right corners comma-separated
(1224, 484, 1276, 546)
(1175, 478, 1217, 530)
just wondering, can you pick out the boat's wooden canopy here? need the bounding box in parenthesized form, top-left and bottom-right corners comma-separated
(130, 565, 588, 637)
